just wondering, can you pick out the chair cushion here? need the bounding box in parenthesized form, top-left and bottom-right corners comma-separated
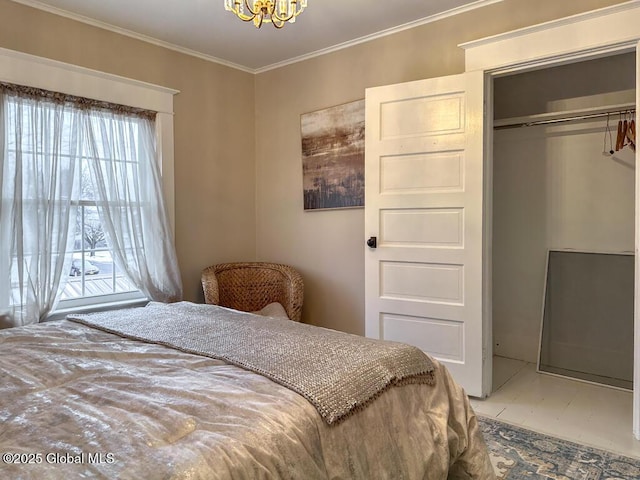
(251, 302, 289, 320)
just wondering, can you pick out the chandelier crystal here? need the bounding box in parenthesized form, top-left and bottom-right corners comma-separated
(224, 0, 307, 29)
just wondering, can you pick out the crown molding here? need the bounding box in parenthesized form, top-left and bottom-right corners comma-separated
(254, 0, 503, 73)
(10, 0, 502, 75)
(8, 0, 255, 73)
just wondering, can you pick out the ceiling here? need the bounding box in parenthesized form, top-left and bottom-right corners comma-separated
(12, 0, 496, 73)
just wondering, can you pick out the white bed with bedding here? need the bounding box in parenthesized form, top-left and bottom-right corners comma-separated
(0, 301, 494, 479)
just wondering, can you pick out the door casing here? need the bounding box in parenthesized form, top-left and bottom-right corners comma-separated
(461, 1, 640, 438)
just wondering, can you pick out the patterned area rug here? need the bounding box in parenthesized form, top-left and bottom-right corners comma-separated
(478, 416, 640, 479)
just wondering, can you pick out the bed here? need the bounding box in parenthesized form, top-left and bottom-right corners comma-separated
(0, 301, 494, 479)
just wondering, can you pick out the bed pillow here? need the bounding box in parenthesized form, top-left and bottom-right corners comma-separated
(251, 302, 289, 320)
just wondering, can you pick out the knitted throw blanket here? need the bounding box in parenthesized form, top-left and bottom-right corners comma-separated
(68, 301, 436, 425)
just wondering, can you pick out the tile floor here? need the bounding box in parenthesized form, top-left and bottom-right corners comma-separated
(469, 356, 640, 459)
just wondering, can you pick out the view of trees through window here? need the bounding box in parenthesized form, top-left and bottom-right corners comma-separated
(4, 96, 150, 311)
(59, 159, 138, 301)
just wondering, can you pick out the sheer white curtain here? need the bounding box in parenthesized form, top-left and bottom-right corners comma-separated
(0, 91, 79, 327)
(0, 85, 182, 328)
(83, 110, 182, 303)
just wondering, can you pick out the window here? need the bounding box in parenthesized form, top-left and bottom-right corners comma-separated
(4, 96, 152, 314)
(65, 203, 139, 300)
(0, 49, 180, 326)
(59, 159, 144, 310)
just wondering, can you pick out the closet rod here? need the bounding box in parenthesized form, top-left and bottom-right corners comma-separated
(494, 107, 636, 130)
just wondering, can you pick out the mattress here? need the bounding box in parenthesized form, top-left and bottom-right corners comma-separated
(0, 305, 494, 479)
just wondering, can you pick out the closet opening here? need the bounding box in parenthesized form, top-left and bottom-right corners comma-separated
(491, 51, 636, 392)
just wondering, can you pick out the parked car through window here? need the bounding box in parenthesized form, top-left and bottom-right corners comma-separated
(69, 259, 100, 276)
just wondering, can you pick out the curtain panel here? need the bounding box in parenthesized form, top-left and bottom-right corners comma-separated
(84, 110, 182, 304)
(0, 90, 79, 327)
(0, 84, 182, 328)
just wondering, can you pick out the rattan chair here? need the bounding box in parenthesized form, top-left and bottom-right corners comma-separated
(201, 262, 304, 322)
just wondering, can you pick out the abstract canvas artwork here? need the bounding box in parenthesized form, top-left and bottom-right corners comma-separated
(301, 99, 365, 210)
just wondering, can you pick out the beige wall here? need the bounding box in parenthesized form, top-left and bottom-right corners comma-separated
(0, 0, 257, 302)
(0, 0, 630, 333)
(254, 0, 629, 334)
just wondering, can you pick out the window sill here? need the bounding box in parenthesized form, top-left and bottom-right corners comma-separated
(47, 297, 149, 322)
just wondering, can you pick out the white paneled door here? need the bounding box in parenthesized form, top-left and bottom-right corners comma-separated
(364, 71, 488, 397)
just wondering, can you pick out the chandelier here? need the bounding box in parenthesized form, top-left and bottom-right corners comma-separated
(224, 0, 308, 29)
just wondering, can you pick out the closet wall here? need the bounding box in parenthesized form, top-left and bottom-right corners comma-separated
(492, 53, 636, 363)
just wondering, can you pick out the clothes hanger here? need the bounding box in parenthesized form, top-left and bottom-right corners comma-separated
(616, 112, 624, 151)
(626, 110, 636, 152)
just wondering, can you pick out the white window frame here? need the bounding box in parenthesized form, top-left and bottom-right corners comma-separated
(0, 47, 179, 317)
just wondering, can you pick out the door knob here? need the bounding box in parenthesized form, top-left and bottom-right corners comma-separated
(366, 236, 377, 248)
